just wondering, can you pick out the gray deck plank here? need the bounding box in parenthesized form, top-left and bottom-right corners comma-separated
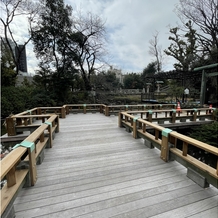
(14, 113, 218, 218)
(15, 165, 187, 206)
(149, 195, 218, 218)
(18, 184, 202, 218)
(186, 206, 218, 218)
(64, 188, 217, 218)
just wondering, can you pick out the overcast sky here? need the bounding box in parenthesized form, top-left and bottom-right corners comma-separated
(66, 0, 181, 73)
(1, 0, 181, 75)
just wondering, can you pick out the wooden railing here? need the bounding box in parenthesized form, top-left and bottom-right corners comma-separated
(103, 104, 176, 116)
(125, 108, 216, 124)
(64, 104, 104, 115)
(119, 111, 218, 188)
(38, 107, 66, 118)
(5, 107, 63, 136)
(1, 114, 59, 216)
(1, 104, 217, 216)
(63, 103, 176, 116)
(5, 104, 179, 136)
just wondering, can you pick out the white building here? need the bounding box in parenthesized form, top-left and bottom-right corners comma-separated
(109, 66, 124, 84)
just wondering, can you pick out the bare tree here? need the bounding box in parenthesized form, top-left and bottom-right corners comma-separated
(68, 12, 107, 91)
(175, 0, 218, 59)
(149, 31, 163, 73)
(0, 0, 40, 76)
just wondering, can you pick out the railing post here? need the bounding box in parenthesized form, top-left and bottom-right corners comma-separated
(13, 141, 37, 186)
(37, 108, 42, 116)
(6, 166, 16, 187)
(192, 108, 198, 121)
(83, 104, 87, 114)
(28, 146, 37, 186)
(212, 108, 216, 120)
(55, 116, 60, 133)
(40, 132, 44, 143)
(133, 117, 139, 139)
(171, 109, 176, 123)
(61, 107, 66, 118)
(182, 141, 188, 156)
(99, 105, 103, 113)
(155, 129, 159, 140)
(6, 117, 16, 136)
(44, 121, 52, 148)
(16, 117, 22, 125)
(66, 105, 69, 115)
(142, 123, 146, 133)
(118, 112, 123, 127)
(161, 128, 173, 162)
(125, 105, 128, 111)
(147, 110, 153, 122)
(138, 119, 142, 129)
(105, 106, 109, 116)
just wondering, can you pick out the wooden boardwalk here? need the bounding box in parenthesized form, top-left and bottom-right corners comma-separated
(14, 113, 218, 218)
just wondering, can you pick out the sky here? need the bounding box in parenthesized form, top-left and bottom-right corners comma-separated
(1, 0, 181, 75)
(66, 0, 181, 73)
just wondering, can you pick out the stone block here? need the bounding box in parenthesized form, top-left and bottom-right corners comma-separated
(125, 127, 132, 133)
(187, 167, 209, 188)
(180, 118, 186, 122)
(199, 117, 205, 121)
(144, 139, 154, 149)
(158, 120, 164, 124)
(37, 150, 45, 165)
(52, 131, 55, 140)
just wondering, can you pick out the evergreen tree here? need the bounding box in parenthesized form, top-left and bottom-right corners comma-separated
(1, 41, 16, 86)
(31, 0, 77, 103)
(164, 21, 198, 71)
(123, 73, 143, 89)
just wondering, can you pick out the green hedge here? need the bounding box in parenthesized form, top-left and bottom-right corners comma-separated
(1, 86, 56, 118)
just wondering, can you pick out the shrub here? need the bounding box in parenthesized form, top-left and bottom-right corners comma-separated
(1, 86, 32, 117)
(189, 122, 218, 147)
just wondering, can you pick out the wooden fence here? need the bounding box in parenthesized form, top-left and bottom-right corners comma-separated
(125, 108, 216, 124)
(1, 114, 59, 217)
(118, 111, 218, 188)
(0, 104, 217, 217)
(5, 104, 178, 136)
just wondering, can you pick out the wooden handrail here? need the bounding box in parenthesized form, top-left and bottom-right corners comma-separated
(119, 110, 218, 180)
(13, 108, 38, 117)
(13, 114, 53, 118)
(1, 115, 59, 216)
(170, 148, 218, 179)
(1, 146, 27, 180)
(170, 131, 218, 156)
(0, 104, 217, 216)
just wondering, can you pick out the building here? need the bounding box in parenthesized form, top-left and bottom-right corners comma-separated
(109, 66, 124, 85)
(1, 38, 28, 73)
(15, 45, 28, 73)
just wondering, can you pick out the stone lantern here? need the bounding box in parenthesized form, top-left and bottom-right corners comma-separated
(156, 81, 164, 92)
(146, 83, 152, 93)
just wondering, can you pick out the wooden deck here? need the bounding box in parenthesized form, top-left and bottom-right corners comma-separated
(14, 113, 218, 218)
